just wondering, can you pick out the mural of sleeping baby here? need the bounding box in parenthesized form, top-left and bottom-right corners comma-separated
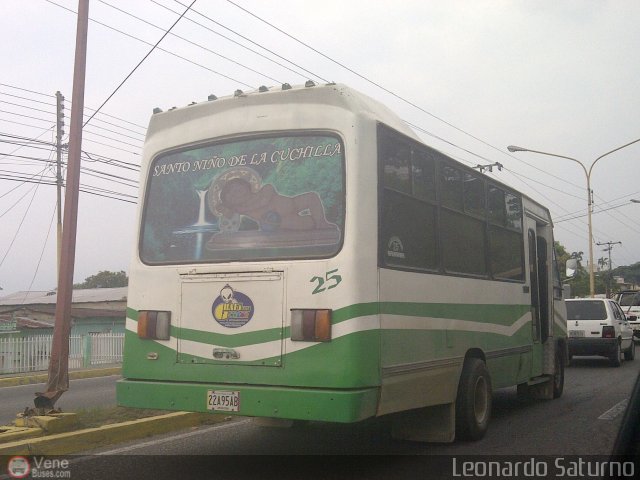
(206, 167, 340, 250)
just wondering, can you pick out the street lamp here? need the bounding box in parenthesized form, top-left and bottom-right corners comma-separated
(507, 138, 640, 297)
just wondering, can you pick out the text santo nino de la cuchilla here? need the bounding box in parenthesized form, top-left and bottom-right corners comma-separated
(452, 457, 634, 478)
(152, 143, 341, 177)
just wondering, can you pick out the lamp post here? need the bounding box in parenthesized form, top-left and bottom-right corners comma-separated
(507, 138, 640, 297)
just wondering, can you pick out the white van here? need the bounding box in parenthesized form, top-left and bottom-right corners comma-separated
(565, 298, 635, 367)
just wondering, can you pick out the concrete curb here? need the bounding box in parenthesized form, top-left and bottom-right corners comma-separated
(0, 425, 43, 444)
(0, 412, 219, 455)
(0, 367, 121, 388)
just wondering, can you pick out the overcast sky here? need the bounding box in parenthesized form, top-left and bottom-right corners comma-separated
(1, 0, 639, 295)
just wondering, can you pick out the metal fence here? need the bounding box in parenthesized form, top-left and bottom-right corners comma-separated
(0, 333, 124, 375)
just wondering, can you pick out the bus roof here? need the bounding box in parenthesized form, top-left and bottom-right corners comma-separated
(145, 82, 553, 227)
(146, 82, 418, 141)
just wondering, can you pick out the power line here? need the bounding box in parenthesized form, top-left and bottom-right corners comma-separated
(172, 0, 329, 83)
(45, 0, 254, 91)
(151, 0, 312, 81)
(224, 0, 587, 197)
(0, 99, 56, 116)
(0, 110, 55, 127)
(1, 81, 146, 132)
(0, 168, 47, 268)
(22, 202, 58, 301)
(82, 150, 140, 171)
(98, 0, 282, 84)
(0, 91, 56, 107)
(83, 0, 199, 127)
(0, 83, 54, 99)
(0, 166, 51, 199)
(555, 201, 639, 223)
(0, 173, 138, 204)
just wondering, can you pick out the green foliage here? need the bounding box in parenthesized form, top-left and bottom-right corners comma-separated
(611, 262, 640, 286)
(74, 270, 128, 289)
(555, 240, 610, 297)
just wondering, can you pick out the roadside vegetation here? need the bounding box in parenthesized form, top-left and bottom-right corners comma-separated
(73, 406, 224, 430)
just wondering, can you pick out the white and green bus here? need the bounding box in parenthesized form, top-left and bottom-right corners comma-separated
(117, 83, 568, 442)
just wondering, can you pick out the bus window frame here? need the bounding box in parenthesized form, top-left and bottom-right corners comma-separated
(377, 122, 525, 284)
(138, 131, 347, 266)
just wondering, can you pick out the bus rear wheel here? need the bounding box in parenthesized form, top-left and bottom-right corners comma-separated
(455, 358, 492, 441)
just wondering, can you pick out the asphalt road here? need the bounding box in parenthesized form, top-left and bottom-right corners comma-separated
(86, 357, 635, 454)
(2, 356, 636, 454)
(51, 354, 640, 480)
(0, 375, 119, 425)
(0, 355, 635, 479)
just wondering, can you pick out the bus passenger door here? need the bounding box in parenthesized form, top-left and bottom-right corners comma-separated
(527, 223, 547, 377)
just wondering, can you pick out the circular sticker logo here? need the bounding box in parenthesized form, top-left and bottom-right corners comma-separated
(7, 456, 31, 479)
(212, 284, 254, 328)
(387, 236, 405, 259)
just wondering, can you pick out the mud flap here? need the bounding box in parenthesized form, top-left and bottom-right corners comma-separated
(517, 376, 553, 400)
(391, 402, 455, 443)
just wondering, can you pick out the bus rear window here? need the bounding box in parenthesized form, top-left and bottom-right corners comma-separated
(140, 135, 344, 264)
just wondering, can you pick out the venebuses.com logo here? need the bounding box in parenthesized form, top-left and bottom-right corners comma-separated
(6, 457, 30, 479)
(6, 456, 71, 479)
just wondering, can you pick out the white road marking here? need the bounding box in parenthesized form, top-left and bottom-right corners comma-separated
(88, 417, 251, 455)
(54, 418, 253, 476)
(598, 398, 629, 420)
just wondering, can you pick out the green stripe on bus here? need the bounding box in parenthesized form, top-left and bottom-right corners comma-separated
(126, 302, 529, 348)
(380, 302, 530, 325)
(176, 325, 285, 348)
(126, 307, 139, 321)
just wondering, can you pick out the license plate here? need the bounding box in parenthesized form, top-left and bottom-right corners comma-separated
(569, 330, 585, 338)
(207, 390, 240, 412)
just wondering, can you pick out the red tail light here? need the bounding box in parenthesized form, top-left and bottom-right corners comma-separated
(602, 326, 615, 339)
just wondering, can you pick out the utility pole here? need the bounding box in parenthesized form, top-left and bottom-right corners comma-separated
(597, 241, 622, 297)
(55, 91, 65, 278)
(35, 0, 89, 410)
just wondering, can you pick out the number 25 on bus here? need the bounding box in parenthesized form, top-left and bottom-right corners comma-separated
(117, 83, 568, 442)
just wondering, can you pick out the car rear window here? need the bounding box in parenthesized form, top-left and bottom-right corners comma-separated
(618, 292, 640, 307)
(566, 301, 607, 320)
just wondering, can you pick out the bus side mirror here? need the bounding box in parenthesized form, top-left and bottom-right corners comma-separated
(565, 258, 578, 278)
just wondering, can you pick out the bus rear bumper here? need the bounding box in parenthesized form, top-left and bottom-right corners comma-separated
(116, 379, 380, 423)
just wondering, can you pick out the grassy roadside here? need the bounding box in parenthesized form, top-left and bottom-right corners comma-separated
(72, 406, 225, 430)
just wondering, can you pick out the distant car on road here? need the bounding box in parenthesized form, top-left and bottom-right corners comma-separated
(565, 298, 635, 367)
(614, 290, 640, 339)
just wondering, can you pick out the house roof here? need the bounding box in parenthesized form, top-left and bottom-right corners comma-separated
(0, 315, 53, 330)
(0, 287, 127, 306)
(20, 306, 125, 318)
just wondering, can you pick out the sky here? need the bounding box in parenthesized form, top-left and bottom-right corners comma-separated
(1, 0, 639, 295)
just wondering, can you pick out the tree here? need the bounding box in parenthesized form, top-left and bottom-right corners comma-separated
(611, 262, 640, 286)
(74, 270, 128, 289)
(555, 241, 608, 297)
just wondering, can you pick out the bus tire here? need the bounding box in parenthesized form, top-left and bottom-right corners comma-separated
(455, 358, 492, 441)
(552, 350, 564, 399)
